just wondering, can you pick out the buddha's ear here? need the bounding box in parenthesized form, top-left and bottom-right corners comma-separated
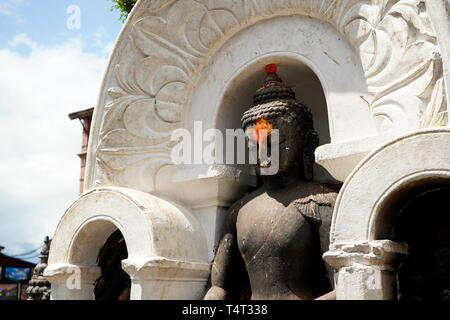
(303, 130, 319, 181)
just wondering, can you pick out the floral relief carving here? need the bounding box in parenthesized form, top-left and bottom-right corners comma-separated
(95, 0, 446, 191)
(339, 0, 446, 131)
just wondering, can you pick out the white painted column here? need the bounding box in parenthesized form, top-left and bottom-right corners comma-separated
(323, 240, 408, 300)
(44, 264, 101, 300)
(122, 257, 211, 300)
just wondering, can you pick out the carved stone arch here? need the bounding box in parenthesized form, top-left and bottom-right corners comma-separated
(324, 128, 450, 299)
(184, 21, 369, 184)
(86, 0, 446, 194)
(44, 187, 209, 300)
(329, 128, 450, 245)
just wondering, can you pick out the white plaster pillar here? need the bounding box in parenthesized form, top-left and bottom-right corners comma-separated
(191, 205, 229, 262)
(323, 240, 408, 300)
(122, 257, 210, 300)
(44, 264, 101, 300)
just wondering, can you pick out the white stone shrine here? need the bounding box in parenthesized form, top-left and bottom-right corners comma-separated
(45, 0, 449, 300)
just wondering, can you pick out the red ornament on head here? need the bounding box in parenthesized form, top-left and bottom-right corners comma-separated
(265, 64, 277, 74)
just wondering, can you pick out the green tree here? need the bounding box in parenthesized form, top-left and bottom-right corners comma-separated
(110, 0, 137, 23)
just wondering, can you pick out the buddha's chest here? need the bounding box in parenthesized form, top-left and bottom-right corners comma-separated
(236, 195, 314, 262)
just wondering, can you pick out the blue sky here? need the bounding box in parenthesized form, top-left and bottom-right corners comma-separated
(0, 0, 123, 55)
(0, 0, 124, 263)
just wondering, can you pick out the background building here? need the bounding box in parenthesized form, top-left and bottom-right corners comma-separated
(69, 108, 94, 195)
(0, 247, 35, 300)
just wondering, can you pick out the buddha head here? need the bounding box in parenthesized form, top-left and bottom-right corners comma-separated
(241, 64, 319, 179)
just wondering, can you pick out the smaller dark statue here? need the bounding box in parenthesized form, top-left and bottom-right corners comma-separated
(27, 236, 52, 300)
(204, 64, 338, 300)
(94, 230, 131, 300)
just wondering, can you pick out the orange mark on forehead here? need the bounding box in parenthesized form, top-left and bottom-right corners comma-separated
(252, 117, 272, 143)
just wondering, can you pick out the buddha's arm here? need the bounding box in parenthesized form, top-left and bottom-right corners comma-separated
(204, 233, 236, 300)
(316, 192, 339, 300)
(204, 209, 238, 300)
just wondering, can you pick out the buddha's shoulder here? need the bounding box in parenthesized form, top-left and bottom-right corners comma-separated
(226, 182, 341, 219)
(290, 182, 341, 224)
(226, 188, 265, 216)
(290, 181, 340, 203)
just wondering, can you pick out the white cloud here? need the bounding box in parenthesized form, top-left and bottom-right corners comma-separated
(0, 0, 22, 15)
(7, 32, 38, 50)
(0, 0, 25, 24)
(93, 26, 116, 58)
(94, 26, 107, 46)
(0, 33, 109, 260)
(102, 40, 115, 58)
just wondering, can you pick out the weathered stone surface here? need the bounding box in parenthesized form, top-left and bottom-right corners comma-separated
(324, 240, 409, 300)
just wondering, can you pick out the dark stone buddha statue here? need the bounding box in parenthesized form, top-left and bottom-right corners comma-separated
(204, 64, 338, 300)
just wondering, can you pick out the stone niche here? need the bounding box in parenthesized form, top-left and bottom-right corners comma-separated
(324, 128, 450, 299)
(45, 0, 449, 300)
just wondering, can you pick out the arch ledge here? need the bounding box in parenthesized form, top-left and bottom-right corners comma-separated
(330, 127, 450, 245)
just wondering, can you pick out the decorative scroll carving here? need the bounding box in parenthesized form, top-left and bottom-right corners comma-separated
(341, 0, 447, 131)
(95, 0, 446, 191)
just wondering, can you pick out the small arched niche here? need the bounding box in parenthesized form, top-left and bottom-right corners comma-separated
(374, 181, 450, 300)
(69, 219, 124, 266)
(214, 55, 334, 183)
(94, 229, 130, 300)
(45, 187, 210, 300)
(68, 219, 131, 300)
(373, 176, 450, 240)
